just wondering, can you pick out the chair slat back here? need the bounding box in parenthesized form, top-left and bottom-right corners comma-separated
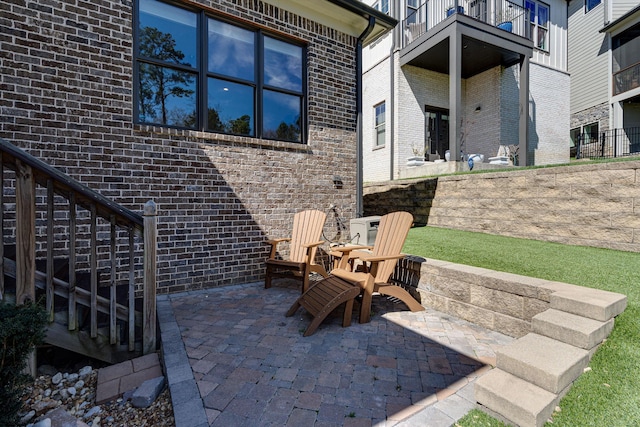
(371, 211, 413, 283)
(289, 209, 326, 263)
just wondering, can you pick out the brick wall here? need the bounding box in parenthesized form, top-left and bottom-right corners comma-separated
(529, 63, 571, 165)
(364, 161, 640, 252)
(0, 0, 359, 293)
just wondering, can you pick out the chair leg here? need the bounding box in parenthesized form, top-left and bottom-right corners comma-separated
(377, 284, 425, 312)
(358, 275, 375, 324)
(264, 265, 272, 289)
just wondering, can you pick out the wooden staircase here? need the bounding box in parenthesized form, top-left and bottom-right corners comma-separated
(0, 137, 158, 364)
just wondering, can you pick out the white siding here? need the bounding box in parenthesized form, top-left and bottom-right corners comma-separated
(531, 0, 569, 72)
(611, 0, 639, 21)
(568, 0, 609, 114)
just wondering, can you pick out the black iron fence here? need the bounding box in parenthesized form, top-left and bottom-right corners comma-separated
(576, 127, 640, 160)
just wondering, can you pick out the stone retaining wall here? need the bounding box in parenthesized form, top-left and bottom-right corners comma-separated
(365, 161, 640, 252)
(397, 256, 574, 338)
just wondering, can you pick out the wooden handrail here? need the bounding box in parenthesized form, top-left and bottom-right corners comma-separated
(0, 138, 143, 229)
(0, 137, 156, 362)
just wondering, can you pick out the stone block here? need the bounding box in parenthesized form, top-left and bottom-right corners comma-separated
(493, 312, 530, 338)
(470, 285, 524, 319)
(448, 300, 494, 331)
(497, 333, 589, 394)
(475, 368, 557, 427)
(132, 376, 166, 408)
(430, 275, 470, 302)
(550, 287, 627, 321)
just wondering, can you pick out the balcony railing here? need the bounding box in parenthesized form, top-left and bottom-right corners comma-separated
(613, 62, 640, 96)
(403, 0, 530, 48)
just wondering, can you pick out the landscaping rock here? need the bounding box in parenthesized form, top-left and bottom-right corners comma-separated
(131, 376, 166, 408)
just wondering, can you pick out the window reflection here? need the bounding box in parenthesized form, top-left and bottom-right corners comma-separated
(264, 37, 302, 92)
(138, 63, 196, 128)
(208, 78, 254, 135)
(135, 0, 306, 141)
(208, 18, 255, 82)
(139, 0, 197, 67)
(263, 90, 301, 142)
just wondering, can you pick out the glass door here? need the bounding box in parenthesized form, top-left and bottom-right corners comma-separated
(425, 106, 449, 160)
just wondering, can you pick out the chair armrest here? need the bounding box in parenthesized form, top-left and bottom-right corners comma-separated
(330, 245, 372, 255)
(265, 237, 291, 258)
(301, 240, 326, 249)
(355, 252, 406, 263)
(330, 245, 373, 270)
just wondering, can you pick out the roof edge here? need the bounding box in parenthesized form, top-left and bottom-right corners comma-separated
(326, 0, 398, 30)
(600, 4, 640, 33)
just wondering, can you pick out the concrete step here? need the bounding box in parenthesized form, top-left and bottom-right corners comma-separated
(475, 368, 558, 427)
(550, 287, 627, 322)
(497, 333, 589, 394)
(532, 309, 614, 351)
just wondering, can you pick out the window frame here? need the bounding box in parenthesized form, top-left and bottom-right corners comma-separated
(133, 0, 308, 144)
(585, 0, 601, 13)
(525, 0, 550, 52)
(374, 0, 390, 14)
(374, 102, 386, 148)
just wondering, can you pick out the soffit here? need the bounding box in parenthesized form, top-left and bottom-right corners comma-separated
(267, 0, 397, 45)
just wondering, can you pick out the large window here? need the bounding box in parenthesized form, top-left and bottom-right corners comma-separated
(374, 102, 386, 147)
(525, 0, 549, 52)
(136, 0, 306, 143)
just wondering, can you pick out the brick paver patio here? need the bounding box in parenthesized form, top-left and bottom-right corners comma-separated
(160, 281, 514, 427)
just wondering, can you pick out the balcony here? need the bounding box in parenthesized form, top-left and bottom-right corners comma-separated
(401, 0, 533, 78)
(613, 62, 640, 96)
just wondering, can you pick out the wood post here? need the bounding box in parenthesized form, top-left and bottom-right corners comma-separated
(143, 200, 157, 355)
(15, 159, 35, 305)
(15, 159, 36, 376)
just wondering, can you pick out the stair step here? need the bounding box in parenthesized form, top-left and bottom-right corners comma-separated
(475, 368, 558, 427)
(532, 309, 614, 350)
(497, 333, 589, 393)
(550, 287, 626, 322)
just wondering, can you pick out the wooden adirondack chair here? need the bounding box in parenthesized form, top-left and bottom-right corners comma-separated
(287, 211, 424, 336)
(264, 209, 329, 293)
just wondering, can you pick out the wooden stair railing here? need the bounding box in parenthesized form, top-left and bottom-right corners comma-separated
(0, 137, 157, 363)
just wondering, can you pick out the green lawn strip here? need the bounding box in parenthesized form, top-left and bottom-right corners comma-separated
(403, 226, 640, 427)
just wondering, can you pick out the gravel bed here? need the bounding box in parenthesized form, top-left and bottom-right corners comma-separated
(19, 364, 175, 426)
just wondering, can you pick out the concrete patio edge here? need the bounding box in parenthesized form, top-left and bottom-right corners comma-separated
(158, 293, 209, 427)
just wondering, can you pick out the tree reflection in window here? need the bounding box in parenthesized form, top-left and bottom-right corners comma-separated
(138, 27, 196, 128)
(135, 0, 306, 141)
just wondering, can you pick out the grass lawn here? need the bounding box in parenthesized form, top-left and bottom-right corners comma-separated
(403, 226, 640, 427)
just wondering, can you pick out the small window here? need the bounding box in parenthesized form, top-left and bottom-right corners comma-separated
(374, 0, 389, 14)
(525, 0, 549, 51)
(407, 0, 421, 24)
(585, 0, 601, 13)
(374, 102, 386, 147)
(583, 122, 599, 143)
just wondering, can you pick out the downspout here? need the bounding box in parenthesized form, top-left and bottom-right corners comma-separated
(356, 16, 376, 218)
(389, 0, 398, 181)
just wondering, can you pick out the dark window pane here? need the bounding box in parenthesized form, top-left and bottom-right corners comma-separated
(264, 37, 302, 92)
(138, 63, 197, 128)
(139, 0, 197, 67)
(208, 18, 255, 81)
(586, 0, 601, 12)
(263, 90, 301, 142)
(207, 78, 254, 136)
